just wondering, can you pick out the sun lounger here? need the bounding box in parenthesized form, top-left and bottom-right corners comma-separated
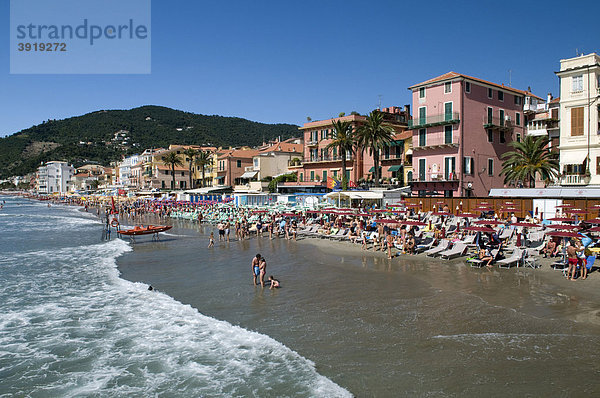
(329, 228, 349, 240)
(467, 248, 501, 267)
(497, 248, 524, 268)
(414, 237, 434, 253)
(439, 242, 468, 260)
(425, 239, 450, 257)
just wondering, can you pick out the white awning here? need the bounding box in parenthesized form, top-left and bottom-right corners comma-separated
(489, 187, 600, 198)
(405, 149, 413, 156)
(240, 171, 258, 179)
(324, 191, 383, 200)
(560, 151, 587, 165)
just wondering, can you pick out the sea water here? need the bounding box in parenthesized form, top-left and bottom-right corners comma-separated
(0, 196, 350, 397)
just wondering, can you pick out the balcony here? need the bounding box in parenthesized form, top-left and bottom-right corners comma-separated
(414, 141, 459, 151)
(408, 112, 460, 129)
(304, 156, 353, 164)
(483, 116, 514, 131)
(413, 172, 459, 183)
(307, 140, 319, 147)
(560, 174, 589, 186)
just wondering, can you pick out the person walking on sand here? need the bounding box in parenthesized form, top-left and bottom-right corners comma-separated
(252, 254, 262, 285)
(208, 232, 215, 248)
(259, 257, 267, 287)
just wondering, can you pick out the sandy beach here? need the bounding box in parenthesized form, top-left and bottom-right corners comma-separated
(112, 213, 600, 396)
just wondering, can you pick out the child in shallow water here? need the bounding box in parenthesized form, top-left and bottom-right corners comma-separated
(268, 275, 280, 289)
(208, 232, 215, 248)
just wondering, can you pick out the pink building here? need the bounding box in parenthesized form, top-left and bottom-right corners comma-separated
(408, 72, 527, 197)
(294, 106, 411, 187)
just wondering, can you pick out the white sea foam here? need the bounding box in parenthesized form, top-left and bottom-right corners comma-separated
(0, 226, 350, 397)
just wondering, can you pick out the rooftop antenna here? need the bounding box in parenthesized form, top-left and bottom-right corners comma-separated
(508, 69, 512, 87)
(378, 94, 382, 110)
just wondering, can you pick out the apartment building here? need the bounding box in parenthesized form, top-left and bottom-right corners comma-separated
(296, 106, 411, 187)
(36, 161, 74, 194)
(556, 53, 600, 186)
(408, 72, 526, 197)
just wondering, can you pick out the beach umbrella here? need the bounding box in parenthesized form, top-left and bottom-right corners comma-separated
(405, 203, 421, 207)
(357, 213, 371, 217)
(400, 220, 427, 226)
(431, 211, 452, 216)
(511, 222, 541, 228)
(584, 226, 600, 233)
(565, 209, 588, 215)
(375, 219, 399, 224)
(556, 204, 574, 208)
(547, 224, 580, 230)
(584, 218, 600, 224)
(473, 219, 504, 225)
(457, 212, 478, 218)
(463, 226, 496, 233)
(474, 207, 493, 212)
(546, 230, 581, 238)
(370, 209, 389, 213)
(548, 217, 576, 222)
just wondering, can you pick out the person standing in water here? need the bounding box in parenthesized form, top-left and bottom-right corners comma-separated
(251, 254, 261, 285)
(259, 257, 267, 287)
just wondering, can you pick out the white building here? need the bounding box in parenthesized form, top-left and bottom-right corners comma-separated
(117, 154, 139, 187)
(37, 161, 74, 194)
(556, 53, 600, 186)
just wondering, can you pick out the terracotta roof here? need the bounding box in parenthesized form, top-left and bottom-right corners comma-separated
(409, 71, 530, 97)
(259, 142, 302, 154)
(217, 149, 259, 160)
(550, 96, 560, 104)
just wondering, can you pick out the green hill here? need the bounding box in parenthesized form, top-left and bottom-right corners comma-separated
(0, 105, 300, 178)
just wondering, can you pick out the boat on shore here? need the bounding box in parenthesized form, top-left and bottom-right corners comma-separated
(117, 225, 172, 236)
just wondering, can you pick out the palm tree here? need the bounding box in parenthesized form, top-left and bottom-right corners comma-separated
(500, 135, 559, 187)
(326, 119, 355, 190)
(194, 150, 212, 187)
(182, 148, 198, 189)
(356, 110, 395, 186)
(161, 152, 183, 190)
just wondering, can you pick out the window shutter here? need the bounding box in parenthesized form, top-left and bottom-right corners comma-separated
(571, 107, 584, 136)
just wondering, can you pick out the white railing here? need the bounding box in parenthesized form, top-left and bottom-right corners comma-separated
(561, 174, 586, 185)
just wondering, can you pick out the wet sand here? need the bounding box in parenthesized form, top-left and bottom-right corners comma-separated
(114, 216, 600, 397)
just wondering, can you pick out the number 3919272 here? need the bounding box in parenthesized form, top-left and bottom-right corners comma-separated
(17, 43, 67, 52)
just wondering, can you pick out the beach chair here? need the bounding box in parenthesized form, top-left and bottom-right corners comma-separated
(439, 242, 468, 260)
(497, 248, 524, 269)
(499, 228, 513, 241)
(523, 249, 541, 268)
(415, 237, 435, 253)
(425, 239, 450, 257)
(329, 228, 348, 240)
(467, 248, 500, 268)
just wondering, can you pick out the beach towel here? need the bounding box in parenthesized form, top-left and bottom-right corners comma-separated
(586, 256, 595, 270)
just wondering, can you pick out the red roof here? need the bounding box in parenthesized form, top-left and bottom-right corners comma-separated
(259, 142, 302, 154)
(217, 149, 259, 160)
(409, 71, 532, 97)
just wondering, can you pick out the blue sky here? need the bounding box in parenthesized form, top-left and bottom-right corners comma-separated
(1, 0, 598, 137)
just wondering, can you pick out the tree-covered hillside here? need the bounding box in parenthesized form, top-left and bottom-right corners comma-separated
(0, 105, 299, 178)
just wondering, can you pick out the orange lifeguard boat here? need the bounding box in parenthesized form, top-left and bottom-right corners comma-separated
(117, 225, 172, 236)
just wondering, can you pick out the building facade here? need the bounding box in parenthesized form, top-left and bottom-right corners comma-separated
(216, 148, 259, 186)
(36, 161, 74, 194)
(408, 72, 526, 197)
(556, 53, 600, 186)
(295, 106, 411, 187)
